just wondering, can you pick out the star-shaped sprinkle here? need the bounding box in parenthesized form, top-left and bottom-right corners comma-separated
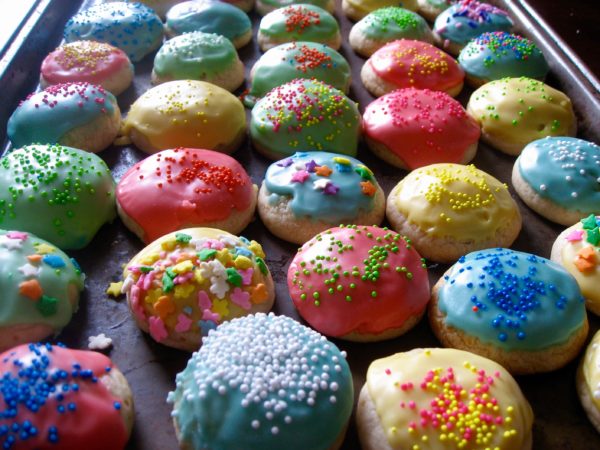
(313, 178, 329, 190)
(566, 229, 584, 242)
(19, 279, 42, 300)
(277, 158, 293, 167)
(360, 181, 377, 196)
(34, 243, 55, 254)
(587, 227, 600, 246)
(6, 231, 28, 241)
(37, 295, 58, 316)
(291, 170, 310, 183)
(88, 333, 113, 350)
(106, 282, 124, 298)
(0, 235, 23, 250)
(315, 165, 332, 176)
(19, 263, 40, 278)
(305, 160, 318, 172)
(323, 183, 340, 195)
(574, 246, 597, 272)
(581, 214, 598, 230)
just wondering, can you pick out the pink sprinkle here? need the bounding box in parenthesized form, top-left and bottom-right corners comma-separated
(174, 272, 193, 284)
(385, 368, 391, 375)
(205, 239, 225, 250)
(135, 274, 146, 288)
(202, 309, 220, 323)
(230, 287, 251, 310)
(149, 316, 168, 342)
(239, 268, 254, 285)
(130, 285, 145, 321)
(175, 313, 193, 333)
(6, 231, 28, 240)
(408, 401, 416, 409)
(198, 290, 212, 310)
(566, 229, 584, 242)
(143, 272, 154, 290)
(291, 170, 310, 183)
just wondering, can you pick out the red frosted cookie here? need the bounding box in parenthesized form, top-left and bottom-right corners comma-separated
(363, 88, 480, 169)
(288, 225, 430, 341)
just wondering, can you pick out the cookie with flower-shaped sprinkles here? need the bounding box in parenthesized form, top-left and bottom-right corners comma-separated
(342, 0, 418, 22)
(467, 77, 576, 155)
(430, 248, 588, 374)
(250, 78, 361, 160)
(357, 348, 533, 450)
(121, 228, 274, 351)
(512, 137, 600, 225)
(167, 313, 353, 450)
(386, 163, 522, 263)
(257, 4, 341, 51)
(361, 39, 464, 98)
(458, 32, 549, 87)
(578, 330, 600, 433)
(288, 225, 429, 341)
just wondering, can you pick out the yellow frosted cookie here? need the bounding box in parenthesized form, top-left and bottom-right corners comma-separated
(386, 163, 522, 263)
(357, 348, 534, 450)
(578, 330, 600, 434)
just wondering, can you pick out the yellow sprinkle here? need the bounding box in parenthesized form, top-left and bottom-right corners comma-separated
(174, 283, 195, 299)
(172, 260, 194, 274)
(249, 241, 265, 259)
(106, 281, 123, 297)
(139, 252, 160, 265)
(161, 239, 177, 251)
(234, 256, 253, 270)
(34, 243, 55, 255)
(215, 249, 233, 266)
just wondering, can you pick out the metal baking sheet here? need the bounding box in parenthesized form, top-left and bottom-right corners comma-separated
(1, 0, 599, 448)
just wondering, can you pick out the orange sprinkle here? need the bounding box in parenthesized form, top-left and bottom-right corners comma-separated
(19, 280, 43, 300)
(360, 181, 377, 196)
(154, 296, 175, 319)
(578, 246, 596, 261)
(27, 254, 42, 263)
(315, 165, 333, 176)
(251, 283, 269, 303)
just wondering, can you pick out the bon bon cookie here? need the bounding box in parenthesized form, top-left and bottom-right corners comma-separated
(121, 228, 275, 351)
(467, 77, 576, 156)
(342, 0, 418, 22)
(577, 330, 600, 434)
(168, 313, 353, 450)
(386, 163, 522, 263)
(429, 248, 588, 374)
(512, 137, 600, 225)
(357, 348, 534, 450)
(417, 0, 454, 22)
(256, 0, 335, 16)
(0, 144, 116, 250)
(288, 225, 429, 341)
(116, 148, 258, 243)
(258, 152, 385, 244)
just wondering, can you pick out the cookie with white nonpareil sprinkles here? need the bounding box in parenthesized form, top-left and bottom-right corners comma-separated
(430, 248, 588, 374)
(167, 313, 353, 450)
(577, 330, 600, 434)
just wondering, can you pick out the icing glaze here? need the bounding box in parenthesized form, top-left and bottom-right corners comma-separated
(244, 41, 351, 108)
(0, 144, 116, 249)
(120, 80, 246, 153)
(367, 39, 464, 93)
(7, 82, 118, 149)
(0, 343, 128, 450)
(345, 0, 418, 18)
(438, 248, 586, 351)
(250, 78, 361, 158)
(364, 348, 533, 449)
(288, 225, 429, 337)
(116, 148, 255, 243)
(390, 164, 519, 241)
(41, 41, 133, 89)
(0, 231, 84, 336)
(467, 77, 576, 147)
(559, 215, 600, 308)
(459, 32, 549, 82)
(64, 2, 163, 63)
(582, 330, 600, 411)
(153, 31, 239, 81)
(165, 0, 251, 42)
(122, 228, 273, 345)
(363, 88, 480, 169)
(264, 152, 379, 222)
(517, 137, 600, 212)
(353, 7, 432, 41)
(259, 4, 339, 43)
(434, 0, 513, 47)
(167, 313, 353, 450)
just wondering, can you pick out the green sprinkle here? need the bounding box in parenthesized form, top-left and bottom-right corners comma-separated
(37, 295, 58, 316)
(198, 249, 217, 261)
(226, 268, 242, 287)
(256, 257, 268, 275)
(175, 232, 192, 243)
(162, 273, 174, 292)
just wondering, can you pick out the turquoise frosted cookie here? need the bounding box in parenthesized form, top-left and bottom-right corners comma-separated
(512, 137, 600, 226)
(256, 0, 334, 16)
(430, 248, 588, 374)
(433, 0, 513, 55)
(64, 2, 163, 63)
(349, 7, 434, 57)
(152, 32, 244, 92)
(244, 42, 351, 108)
(459, 32, 549, 86)
(7, 82, 120, 153)
(165, 0, 252, 49)
(167, 313, 353, 450)
(250, 78, 361, 160)
(257, 4, 341, 51)
(258, 152, 385, 244)
(0, 144, 116, 249)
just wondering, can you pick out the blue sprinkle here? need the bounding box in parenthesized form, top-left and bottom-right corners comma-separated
(114, 401, 121, 410)
(42, 255, 66, 268)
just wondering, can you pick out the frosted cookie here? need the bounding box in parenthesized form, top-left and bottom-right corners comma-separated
(168, 313, 353, 449)
(0, 343, 134, 449)
(386, 163, 522, 263)
(40, 41, 134, 96)
(244, 41, 351, 108)
(459, 32, 549, 87)
(64, 2, 163, 63)
(288, 225, 429, 341)
(551, 215, 600, 315)
(7, 82, 120, 153)
(512, 137, 600, 225)
(467, 77, 577, 155)
(578, 330, 600, 433)
(105, 0, 183, 17)
(342, 0, 418, 22)
(165, 0, 252, 49)
(256, 0, 335, 16)
(119, 80, 246, 154)
(433, 0, 514, 55)
(151, 31, 244, 92)
(349, 7, 434, 57)
(0, 144, 116, 249)
(417, 0, 454, 22)
(258, 152, 385, 244)
(257, 4, 341, 51)
(121, 228, 275, 351)
(430, 248, 588, 374)
(357, 348, 534, 450)
(0, 231, 84, 350)
(117, 148, 257, 243)
(361, 39, 464, 97)
(221, 0, 255, 13)
(363, 88, 480, 169)
(250, 78, 361, 160)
